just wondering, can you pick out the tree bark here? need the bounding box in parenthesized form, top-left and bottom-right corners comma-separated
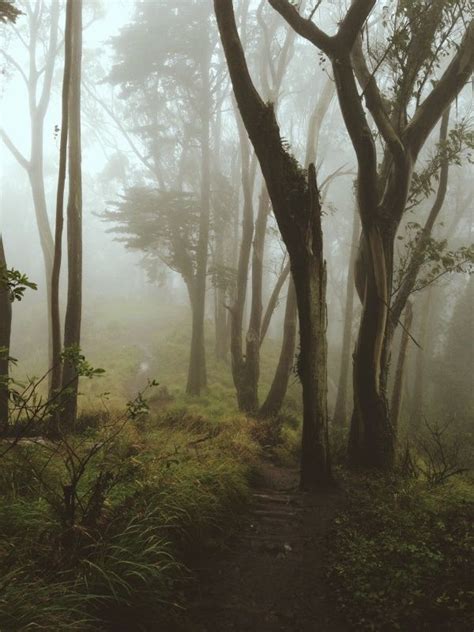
(61, 0, 83, 426)
(0, 237, 12, 433)
(259, 276, 297, 418)
(50, 0, 73, 397)
(332, 210, 359, 428)
(409, 289, 433, 431)
(186, 32, 212, 396)
(214, 0, 332, 488)
(390, 301, 413, 432)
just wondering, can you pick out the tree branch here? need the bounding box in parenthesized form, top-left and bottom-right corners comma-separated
(405, 20, 474, 159)
(268, 0, 334, 56)
(351, 34, 405, 168)
(0, 50, 28, 86)
(0, 128, 30, 171)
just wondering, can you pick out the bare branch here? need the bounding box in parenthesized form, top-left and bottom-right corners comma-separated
(405, 20, 474, 159)
(0, 128, 30, 171)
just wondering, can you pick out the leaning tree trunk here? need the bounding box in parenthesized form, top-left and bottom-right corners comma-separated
(186, 36, 212, 396)
(61, 0, 83, 426)
(390, 301, 413, 432)
(0, 237, 12, 433)
(259, 276, 297, 418)
(333, 210, 359, 428)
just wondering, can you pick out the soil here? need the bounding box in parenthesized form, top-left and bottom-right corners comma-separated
(175, 459, 348, 632)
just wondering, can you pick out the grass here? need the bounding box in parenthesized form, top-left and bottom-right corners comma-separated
(0, 405, 261, 631)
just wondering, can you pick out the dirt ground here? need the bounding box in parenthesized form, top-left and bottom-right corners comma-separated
(175, 460, 348, 632)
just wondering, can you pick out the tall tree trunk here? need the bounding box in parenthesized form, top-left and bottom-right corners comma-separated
(409, 289, 433, 431)
(294, 167, 331, 488)
(0, 237, 12, 434)
(237, 185, 269, 412)
(27, 163, 54, 371)
(50, 0, 73, 397)
(186, 36, 211, 396)
(229, 122, 256, 409)
(61, 0, 83, 425)
(390, 301, 413, 432)
(259, 276, 297, 418)
(348, 223, 396, 470)
(333, 210, 359, 428)
(215, 0, 332, 488)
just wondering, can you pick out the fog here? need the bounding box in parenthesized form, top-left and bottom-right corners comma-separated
(0, 2, 473, 627)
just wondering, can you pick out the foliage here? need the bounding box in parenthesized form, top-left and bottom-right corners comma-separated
(0, 1, 22, 25)
(394, 222, 474, 294)
(102, 187, 200, 285)
(0, 266, 37, 302)
(325, 474, 474, 631)
(0, 399, 258, 630)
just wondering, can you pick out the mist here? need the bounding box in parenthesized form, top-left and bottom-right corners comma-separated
(0, 1, 473, 630)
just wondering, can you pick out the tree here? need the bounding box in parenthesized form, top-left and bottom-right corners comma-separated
(51, 0, 73, 397)
(214, 0, 332, 489)
(0, 0, 60, 370)
(107, 1, 217, 396)
(269, 0, 474, 469)
(333, 201, 359, 428)
(0, 239, 37, 432)
(61, 0, 82, 425)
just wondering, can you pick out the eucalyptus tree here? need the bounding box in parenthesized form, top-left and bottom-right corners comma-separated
(58, 0, 82, 427)
(269, 0, 474, 469)
(0, 0, 60, 369)
(215, 0, 332, 488)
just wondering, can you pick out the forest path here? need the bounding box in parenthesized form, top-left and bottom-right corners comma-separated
(179, 459, 347, 632)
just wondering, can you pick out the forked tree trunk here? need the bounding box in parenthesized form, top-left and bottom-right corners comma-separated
(61, 0, 83, 426)
(215, 0, 332, 488)
(390, 301, 413, 431)
(233, 185, 269, 412)
(333, 210, 359, 428)
(259, 276, 297, 418)
(0, 237, 12, 433)
(348, 227, 395, 470)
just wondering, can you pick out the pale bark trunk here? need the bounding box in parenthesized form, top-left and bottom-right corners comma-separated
(61, 0, 82, 426)
(333, 211, 359, 428)
(186, 37, 212, 395)
(51, 0, 73, 397)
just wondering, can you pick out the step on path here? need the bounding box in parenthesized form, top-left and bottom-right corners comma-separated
(179, 461, 346, 632)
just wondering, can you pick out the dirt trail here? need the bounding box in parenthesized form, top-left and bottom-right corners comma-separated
(179, 460, 347, 632)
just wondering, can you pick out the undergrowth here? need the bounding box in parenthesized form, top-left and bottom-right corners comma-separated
(325, 473, 474, 631)
(0, 409, 260, 631)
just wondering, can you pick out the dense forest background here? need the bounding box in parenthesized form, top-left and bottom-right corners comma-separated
(0, 1, 473, 630)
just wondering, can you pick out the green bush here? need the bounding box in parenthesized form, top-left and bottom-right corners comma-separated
(325, 474, 474, 631)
